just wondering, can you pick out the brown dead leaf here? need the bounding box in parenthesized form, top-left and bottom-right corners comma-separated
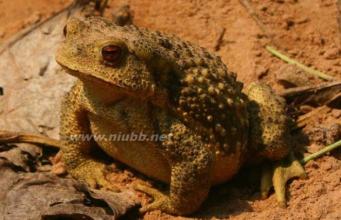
(0, 143, 42, 171)
(280, 81, 341, 108)
(0, 145, 139, 219)
(0, 3, 77, 138)
(0, 166, 139, 219)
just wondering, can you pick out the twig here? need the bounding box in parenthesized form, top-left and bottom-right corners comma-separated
(337, 0, 341, 45)
(214, 28, 226, 51)
(300, 139, 341, 164)
(95, 0, 109, 15)
(297, 106, 330, 128)
(279, 81, 341, 108)
(296, 105, 330, 128)
(279, 81, 341, 98)
(0, 130, 63, 149)
(266, 46, 334, 81)
(239, 0, 278, 47)
(0, 3, 76, 55)
(0, 0, 102, 55)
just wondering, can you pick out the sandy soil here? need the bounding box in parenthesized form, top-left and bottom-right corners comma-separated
(0, 0, 340, 219)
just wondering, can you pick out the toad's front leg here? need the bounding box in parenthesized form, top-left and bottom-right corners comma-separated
(135, 118, 214, 215)
(60, 81, 116, 190)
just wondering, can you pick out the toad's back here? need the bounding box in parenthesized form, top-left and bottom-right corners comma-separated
(120, 24, 250, 157)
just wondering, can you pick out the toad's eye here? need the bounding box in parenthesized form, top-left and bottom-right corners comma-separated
(101, 45, 121, 66)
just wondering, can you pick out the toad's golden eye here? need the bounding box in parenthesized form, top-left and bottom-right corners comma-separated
(101, 45, 121, 66)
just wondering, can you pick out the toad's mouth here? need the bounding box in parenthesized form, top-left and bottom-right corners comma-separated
(57, 60, 134, 96)
(57, 63, 160, 104)
(61, 65, 122, 87)
(56, 52, 168, 107)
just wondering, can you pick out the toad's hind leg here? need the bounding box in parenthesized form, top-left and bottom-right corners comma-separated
(135, 119, 214, 215)
(261, 152, 306, 207)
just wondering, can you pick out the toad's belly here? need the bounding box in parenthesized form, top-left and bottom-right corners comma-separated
(89, 113, 172, 183)
(88, 110, 242, 185)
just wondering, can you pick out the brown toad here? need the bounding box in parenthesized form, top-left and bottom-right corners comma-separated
(56, 16, 305, 215)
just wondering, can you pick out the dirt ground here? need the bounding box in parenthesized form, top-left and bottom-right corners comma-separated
(0, 0, 340, 219)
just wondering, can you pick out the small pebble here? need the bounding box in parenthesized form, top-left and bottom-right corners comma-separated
(258, 5, 268, 11)
(324, 48, 340, 60)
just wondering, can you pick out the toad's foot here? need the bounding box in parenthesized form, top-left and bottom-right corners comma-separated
(133, 183, 171, 214)
(69, 160, 120, 192)
(261, 152, 306, 207)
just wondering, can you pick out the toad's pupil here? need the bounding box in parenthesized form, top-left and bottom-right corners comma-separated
(102, 45, 121, 64)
